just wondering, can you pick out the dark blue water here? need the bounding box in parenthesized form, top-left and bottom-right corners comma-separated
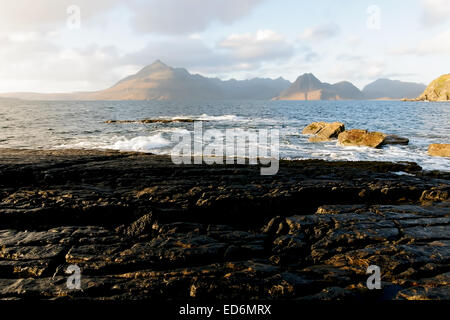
(0, 100, 449, 171)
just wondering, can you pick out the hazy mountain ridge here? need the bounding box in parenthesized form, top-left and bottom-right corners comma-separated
(0, 60, 429, 101)
(362, 79, 426, 100)
(0, 61, 291, 101)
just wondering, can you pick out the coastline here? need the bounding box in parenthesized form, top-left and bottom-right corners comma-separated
(0, 149, 449, 300)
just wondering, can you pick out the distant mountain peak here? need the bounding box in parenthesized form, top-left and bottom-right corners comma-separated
(275, 73, 364, 101)
(151, 59, 169, 67)
(83, 61, 291, 101)
(289, 73, 323, 92)
(137, 60, 172, 74)
(363, 78, 426, 99)
(296, 73, 319, 81)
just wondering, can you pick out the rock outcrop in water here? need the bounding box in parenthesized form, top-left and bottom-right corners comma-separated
(411, 74, 450, 102)
(428, 144, 450, 157)
(304, 122, 409, 147)
(0, 149, 448, 301)
(338, 129, 386, 148)
(302, 122, 345, 142)
(302, 122, 328, 135)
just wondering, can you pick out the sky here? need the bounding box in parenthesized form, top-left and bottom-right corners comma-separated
(0, 0, 449, 93)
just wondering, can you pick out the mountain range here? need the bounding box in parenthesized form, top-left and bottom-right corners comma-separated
(274, 73, 365, 100)
(362, 79, 427, 100)
(0, 60, 427, 101)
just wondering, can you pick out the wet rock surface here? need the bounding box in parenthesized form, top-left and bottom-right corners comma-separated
(0, 149, 448, 301)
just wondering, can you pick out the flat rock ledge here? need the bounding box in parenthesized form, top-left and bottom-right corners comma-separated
(0, 149, 448, 301)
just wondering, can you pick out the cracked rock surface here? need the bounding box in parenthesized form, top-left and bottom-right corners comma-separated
(0, 149, 448, 300)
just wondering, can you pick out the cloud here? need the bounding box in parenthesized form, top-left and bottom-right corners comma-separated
(421, 0, 450, 26)
(131, 0, 264, 34)
(346, 35, 362, 46)
(218, 30, 294, 61)
(124, 37, 231, 70)
(0, 0, 268, 91)
(0, 28, 294, 92)
(0, 34, 128, 92)
(390, 28, 450, 55)
(124, 30, 294, 75)
(328, 55, 386, 83)
(304, 51, 320, 62)
(0, 0, 120, 33)
(0, 0, 264, 35)
(299, 23, 340, 41)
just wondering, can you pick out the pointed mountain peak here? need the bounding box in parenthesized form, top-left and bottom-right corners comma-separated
(132, 60, 173, 78)
(289, 73, 323, 92)
(150, 59, 169, 68)
(143, 59, 172, 71)
(296, 73, 320, 82)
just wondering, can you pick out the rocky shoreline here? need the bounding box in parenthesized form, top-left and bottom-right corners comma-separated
(0, 149, 448, 301)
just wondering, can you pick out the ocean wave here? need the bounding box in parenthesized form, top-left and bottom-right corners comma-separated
(108, 134, 171, 151)
(55, 133, 172, 152)
(55, 130, 450, 172)
(164, 114, 242, 122)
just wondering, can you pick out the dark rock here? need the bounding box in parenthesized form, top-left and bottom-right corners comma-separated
(0, 149, 448, 301)
(122, 213, 154, 237)
(382, 135, 409, 145)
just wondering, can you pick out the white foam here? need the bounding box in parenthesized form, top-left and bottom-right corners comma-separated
(391, 171, 415, 176)
(165, 114, 241, 122)
(54, 127, 450, 172)
(56, 133, 172, 153)
(109, 134, 171, 151)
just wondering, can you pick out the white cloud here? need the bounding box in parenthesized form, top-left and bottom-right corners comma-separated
(218, 30, 293, 61)
(346, 35, 362, 46)
(0, 35, 128, 92)
(416, 28, 450, 54)
(299, 23, 340, 41)
(123, 31, 295, 75)
(0, 0, 121, 33)
(0, 0, 264, 35)
(124, 37, 230, 70)
(328, 55, 386, 83)
(189, 33, 204, 40)
(421, 0, 450, 26)
(0, 29, 293, 92)
(121, 29, 298, 79)
(131, 0, 264, 34)
(390, 28, 450, 55)
(0, 0, 267, 92)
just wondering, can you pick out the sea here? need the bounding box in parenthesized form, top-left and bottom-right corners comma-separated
(0, 99, 449, 171)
